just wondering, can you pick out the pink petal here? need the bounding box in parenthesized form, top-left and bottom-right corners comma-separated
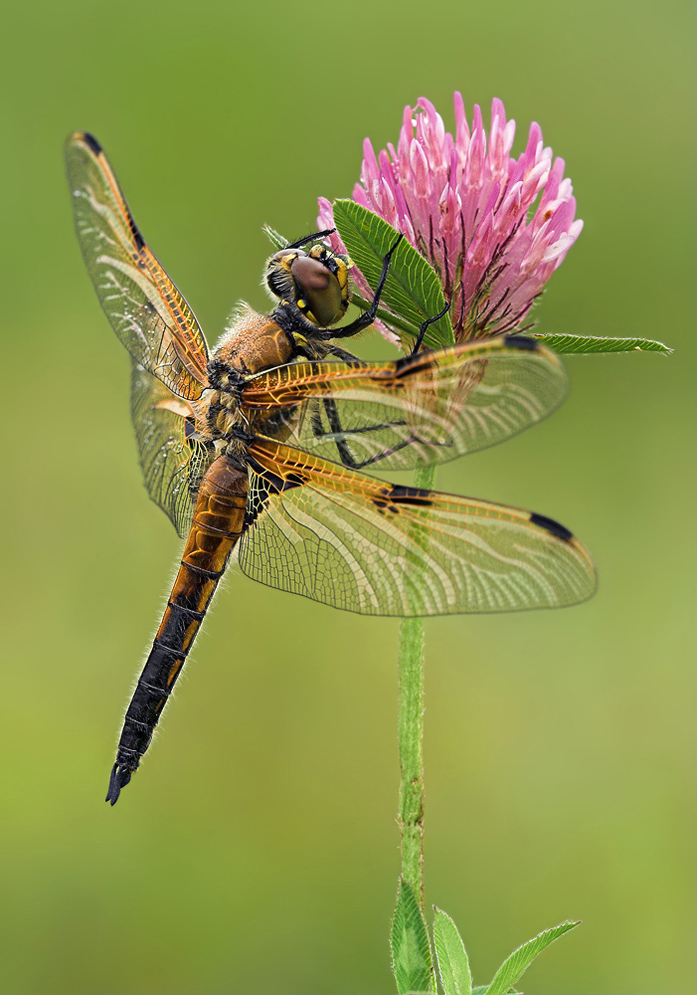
(316, 91, 583, 342)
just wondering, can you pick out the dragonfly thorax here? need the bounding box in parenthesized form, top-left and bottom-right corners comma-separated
(198, 386, 247, 443)
(213, 304, 295, 377)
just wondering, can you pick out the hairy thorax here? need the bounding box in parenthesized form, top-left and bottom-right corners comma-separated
(214, 304, 294, 376)
(192, 305, 297, 457)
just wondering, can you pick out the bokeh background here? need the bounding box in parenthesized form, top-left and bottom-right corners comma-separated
(2, 1, 693, 992)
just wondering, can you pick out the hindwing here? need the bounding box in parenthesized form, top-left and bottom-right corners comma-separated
(238, 439, 596, 616)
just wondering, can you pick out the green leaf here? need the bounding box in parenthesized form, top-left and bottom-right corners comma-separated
(528, 333, 672, 355)
(350, 292, 423, 341)
(485, 920, 580, 994)
(433, 907, 472, 994)
(472, 989, 519, 994)
(333, 200, 455, 349)
(262, 224, 288, 250)
(391, 878, 435, 994)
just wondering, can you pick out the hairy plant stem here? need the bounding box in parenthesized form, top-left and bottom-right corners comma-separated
(397, 463, 435, 911)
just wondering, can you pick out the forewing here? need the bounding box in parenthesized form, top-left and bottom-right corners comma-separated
(239, 440, 596, 617)
(65, 132, 209, 400)
(241, 336, 567, 471)
(131, 360, 214, 537)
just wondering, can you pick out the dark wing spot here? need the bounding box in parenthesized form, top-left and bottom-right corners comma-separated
(243, 459, 305, 530)
(242, 459, 283, 532)
(82, 132, 103, 155)
(393, 353, 433, 377)
(127, 212, 145, 250)
(387, 484, 433, 508)
(285, 471, 308, 487)
(504, 334, 539, 351)
(530, 512, 573, 542)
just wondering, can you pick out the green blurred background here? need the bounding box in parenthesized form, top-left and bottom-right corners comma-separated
(2, 0, 693, 992)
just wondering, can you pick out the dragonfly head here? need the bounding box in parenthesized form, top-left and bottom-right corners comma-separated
(266, 241, 352, 327)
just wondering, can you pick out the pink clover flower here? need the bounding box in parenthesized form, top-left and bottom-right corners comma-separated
(318, 94, 582, 343)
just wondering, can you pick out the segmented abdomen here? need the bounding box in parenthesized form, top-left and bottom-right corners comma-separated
(106, 456, 248, 804)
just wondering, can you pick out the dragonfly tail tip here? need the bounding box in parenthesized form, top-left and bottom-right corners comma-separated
(105, 763, 132, 805)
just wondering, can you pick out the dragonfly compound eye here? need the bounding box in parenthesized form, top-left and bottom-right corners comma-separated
(292, 253, 353, 326)
(289, 255, 342, 326)
(265, 244, 351, 327)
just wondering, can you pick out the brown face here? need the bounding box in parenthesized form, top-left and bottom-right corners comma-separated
(265, 244, 351, 327)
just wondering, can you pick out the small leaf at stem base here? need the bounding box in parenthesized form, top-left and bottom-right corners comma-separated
(485, 920, 580, 994)
(433, 906, 472, 994)
(391, 878, 436, 994)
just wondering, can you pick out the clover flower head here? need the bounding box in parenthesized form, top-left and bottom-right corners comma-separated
(318, 94, 583, 343)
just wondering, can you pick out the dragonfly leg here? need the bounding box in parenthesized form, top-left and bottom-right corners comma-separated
(410, 300, 452, 355)
(322, 343, 366, 363)
(317, 397, 418, 470)
(283, 228, 336, 250)
(319, 235, 404, 340)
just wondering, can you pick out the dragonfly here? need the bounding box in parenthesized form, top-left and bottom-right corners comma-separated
(65, 132, 596, 805)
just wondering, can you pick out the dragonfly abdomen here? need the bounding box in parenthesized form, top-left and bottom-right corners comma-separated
(106, 456, 248, 805)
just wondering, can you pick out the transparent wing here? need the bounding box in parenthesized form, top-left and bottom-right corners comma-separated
(65, 132, 209, 400)
(241, 336, 567, 472)
(239, 440, 597, 617)
(131, 360, 214, 537)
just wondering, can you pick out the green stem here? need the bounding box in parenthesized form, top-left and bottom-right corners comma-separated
(397, 463, 436, 911)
